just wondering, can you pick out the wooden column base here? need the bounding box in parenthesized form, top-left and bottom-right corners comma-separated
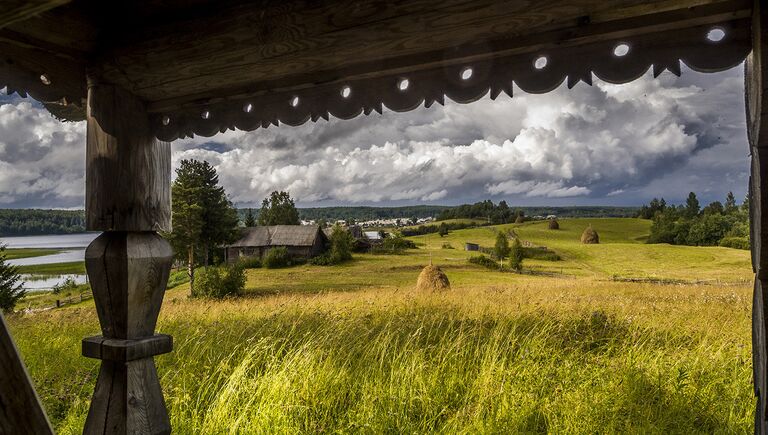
(83, 232, 173, 435)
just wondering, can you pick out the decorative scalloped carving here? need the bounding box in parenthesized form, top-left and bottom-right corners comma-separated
(1, 19, 753, 139)
(151, 18, 752, 142)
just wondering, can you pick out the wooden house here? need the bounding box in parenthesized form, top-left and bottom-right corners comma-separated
(226, 225, 326, 263)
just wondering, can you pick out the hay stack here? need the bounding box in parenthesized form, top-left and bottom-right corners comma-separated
(514, 215, 525, 224)
(548, 219, 559, 230)
(581, 225, 599, 244)
(416, 265, 451, 292)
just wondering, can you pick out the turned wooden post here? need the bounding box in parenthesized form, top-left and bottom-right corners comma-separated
(748, 2, 768, 433)
(83, 76, 173, 435)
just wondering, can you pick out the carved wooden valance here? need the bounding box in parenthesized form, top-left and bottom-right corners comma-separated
(0, 1, 753, 141)
(148, 19, 751, 141)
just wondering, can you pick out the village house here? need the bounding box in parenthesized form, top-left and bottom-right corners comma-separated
(226, 225, 326, 264)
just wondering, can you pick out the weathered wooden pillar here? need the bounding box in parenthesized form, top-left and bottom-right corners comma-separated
(748, 2, 768, 433)
(82, 76, 173, 435)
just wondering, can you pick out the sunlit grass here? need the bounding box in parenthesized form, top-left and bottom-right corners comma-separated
(5, 218, 756, 433)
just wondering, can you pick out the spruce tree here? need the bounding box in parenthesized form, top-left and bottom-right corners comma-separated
(685, 192, 700, 218)
(725, 191, 738, 214)
(244, 208, 256, 227)
(166, 159, 238, 293)
(0, 245, 25, 313)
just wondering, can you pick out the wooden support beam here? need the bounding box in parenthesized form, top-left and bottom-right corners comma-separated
(86, 77, 171, 232)
(84, 79, 173, 435)
(0, 312, 53, 434)
(747, 1, 768, 433)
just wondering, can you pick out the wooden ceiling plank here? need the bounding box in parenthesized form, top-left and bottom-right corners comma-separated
(0, 0, 70, 29)
(145, 1, 750, 113)
(97, 0, 744, 101)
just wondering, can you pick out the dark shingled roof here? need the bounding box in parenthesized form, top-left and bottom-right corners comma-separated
(228, 225, 322, 248)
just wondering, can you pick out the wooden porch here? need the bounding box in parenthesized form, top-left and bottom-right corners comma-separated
(0, 0, 765, 433)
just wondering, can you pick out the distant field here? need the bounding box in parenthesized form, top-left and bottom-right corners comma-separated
(6, 218, 755, 433)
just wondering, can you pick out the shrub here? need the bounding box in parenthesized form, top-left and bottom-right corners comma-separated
(441, 242, 454, 249)
(309, 253, 334, 265)
(191, 264, 245, 299)
(263, 247, 290, 268)
(522, 247, 561, 261)
(52, 276, 78, 295)
(719, 236, 750, 250)
(468, 255, 498, 269)
(329, 224, 354, 263)
(238, 256, 262, 269)
(373, 236, 416, 254)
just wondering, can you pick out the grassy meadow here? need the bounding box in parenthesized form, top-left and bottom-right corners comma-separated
(6, 218, 756, 433)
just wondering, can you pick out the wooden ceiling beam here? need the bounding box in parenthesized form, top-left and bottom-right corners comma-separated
(0, 0, 70, 30)
(97, 0, 747, 104)
(144, 0, 750, 114)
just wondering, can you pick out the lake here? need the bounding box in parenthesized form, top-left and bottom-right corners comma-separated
(1, 233, 98, 290)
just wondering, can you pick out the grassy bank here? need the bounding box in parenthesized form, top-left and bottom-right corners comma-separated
(5, 218, 755, 433)
(4, 247, 60, 260)
(16, 261, 85, 275)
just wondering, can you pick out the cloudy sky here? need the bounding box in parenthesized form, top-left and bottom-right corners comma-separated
(0, 64, 750, 209)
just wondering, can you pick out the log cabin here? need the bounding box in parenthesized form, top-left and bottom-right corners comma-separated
(0, 0, 766, 433)
(225, 225, 327, 263)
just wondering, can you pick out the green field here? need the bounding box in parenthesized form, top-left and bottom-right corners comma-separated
(16, 261, 86, 275)
(4, 247, 60, 260)
(6, 218, 755, 433)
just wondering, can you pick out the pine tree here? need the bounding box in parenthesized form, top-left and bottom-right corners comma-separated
(725, 191, 738, 214)
(244, 208, 256, 227)
(258, 191, 300, 225)
(166, 159, 238, 293)
(685, 192, 700, 218)
(0, 245, 25, 313)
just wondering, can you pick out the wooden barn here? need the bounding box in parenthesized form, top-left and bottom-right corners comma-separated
(1, 1, 768, 434)
(226, 225, 326, 263)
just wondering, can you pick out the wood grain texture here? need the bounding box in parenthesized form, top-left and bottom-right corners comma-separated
(748, 3, 768, 432)
(97, 0, 746, 102)
(0, 312, 53, 434)
(151, 18, 751, 140)
(86, 80, 171, 232)
(83, 231, 173, 434)
(0, 0, 69, 29)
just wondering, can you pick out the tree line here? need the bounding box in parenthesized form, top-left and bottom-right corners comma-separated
(640, 192, 749, 249)
(436, 200, 639, 223)
(0, 209, 85, 236)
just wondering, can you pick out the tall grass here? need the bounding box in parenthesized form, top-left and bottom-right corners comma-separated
(9, 278, 753, 433)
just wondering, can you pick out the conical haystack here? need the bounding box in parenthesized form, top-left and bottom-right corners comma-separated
(581, 225, 599, 244)
(514, 215, 525, 224)
(548, 219, 559, 230)
(416, 264, 451, 292)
